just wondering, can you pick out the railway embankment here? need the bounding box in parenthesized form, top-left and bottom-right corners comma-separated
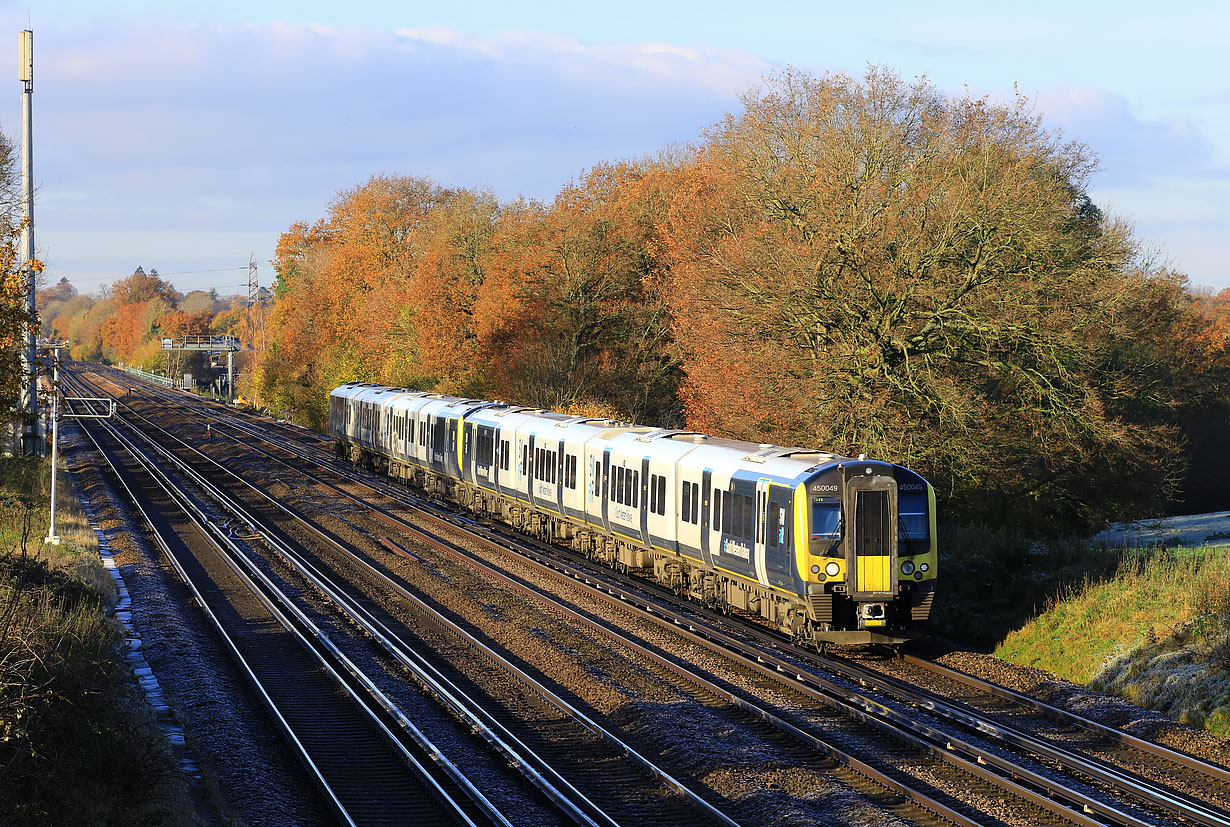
(954, 515, 1230, 736)
(0, 457, 193, 826)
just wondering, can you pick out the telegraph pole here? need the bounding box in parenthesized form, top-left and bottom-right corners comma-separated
(18, 30, 38, 456)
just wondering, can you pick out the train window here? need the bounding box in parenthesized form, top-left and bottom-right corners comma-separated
(691, 483, 700, 524)
(757, 492, 766, 543)
(721, 491, 732, 534)
(550, 450, 557, 483)
(656, 475, 666, 516)
(681, 482, 691, 522)
(768, 499, 781, 547)
(649, 475, 658, 513)
(811, 498, 842, 540)
(732, 494, 744, 537)
(713, 488, 721, 529)
(632, 471, 639, 508)
(899, 496, 929, 541)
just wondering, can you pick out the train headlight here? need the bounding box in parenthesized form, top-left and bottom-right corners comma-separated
(900, 560, 915, 576)
(824, 561, 840, 577)
(919, 563, 929, 573)
(810, 564, 820, 574)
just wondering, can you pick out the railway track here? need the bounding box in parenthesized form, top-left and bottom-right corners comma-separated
(68, 389, 498, 826)
(71, 364, 1230, 825)
(66, 369, 742, 827)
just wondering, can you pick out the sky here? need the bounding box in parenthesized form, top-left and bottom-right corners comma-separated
(2, 1, 1228, 297)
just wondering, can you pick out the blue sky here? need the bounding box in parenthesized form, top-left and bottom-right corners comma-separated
(3, 1, 1228, 296)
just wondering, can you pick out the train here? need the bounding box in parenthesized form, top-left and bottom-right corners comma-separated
(329, 383, 936, 645)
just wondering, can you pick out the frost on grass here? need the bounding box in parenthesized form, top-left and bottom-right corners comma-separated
(1094, 511, 1230, 551)
(1093, 635, 1230, 733)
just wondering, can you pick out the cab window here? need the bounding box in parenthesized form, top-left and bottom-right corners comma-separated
(811, 497, 841, 539)
(898, 493, 929, 541)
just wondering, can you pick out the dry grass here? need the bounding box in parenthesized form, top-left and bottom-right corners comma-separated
(0, 456, 191, 825)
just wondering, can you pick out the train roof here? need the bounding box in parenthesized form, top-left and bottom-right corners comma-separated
(331, 382, 882, 482)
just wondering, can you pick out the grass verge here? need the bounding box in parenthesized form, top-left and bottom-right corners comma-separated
(0, 456, 188, 826)
(993, 546, 1230, 735)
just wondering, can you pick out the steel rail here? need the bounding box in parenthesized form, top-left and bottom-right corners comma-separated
(67, 392, 496, 827)
(209, 419, 1227, 827)
(384, 512, 1178, 827)
(899, 652, 1230, 785)
(90, 366, 1230, 826)
(68, 401, 357, 826)
(169, 398, 1219, 827)
(68, 371, 737, 827)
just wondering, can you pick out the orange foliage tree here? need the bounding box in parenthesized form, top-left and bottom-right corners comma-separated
(474, 161, 680, 422)
(662, 67, 1206, 529)
(241, 67, 1230, 529)
(257, 175, 459, 424)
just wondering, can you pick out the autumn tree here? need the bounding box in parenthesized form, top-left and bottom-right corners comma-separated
(257, 175, 457, 424)
(1172, 288, 1230, 513)
(664, 67, 1195, 530)
(475, 161, 681, 422)
(398, 188, 500, 395)
(0, 129, 33, 431)
(111, 266, 177, 305)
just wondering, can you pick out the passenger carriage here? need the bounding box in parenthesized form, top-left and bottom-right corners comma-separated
(330, 383, 937, 645)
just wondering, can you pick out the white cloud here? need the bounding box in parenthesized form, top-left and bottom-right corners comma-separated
(1034, 86, 1213, 186)
(2, 18, 767, 292)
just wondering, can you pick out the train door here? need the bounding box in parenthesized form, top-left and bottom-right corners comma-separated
(846, 474, 897, 598)
(639, 456, 650, 547)
(700, 469, 713, 568)
(764, 483, 794, 588)
(556, 438, 566, 516)
(600, 448, 611, 533)
(753, 478, 770, 587)
(526, 432, 537, 510)
(447, 417, 459, 478)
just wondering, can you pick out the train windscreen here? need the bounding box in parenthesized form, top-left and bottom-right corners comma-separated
(811, 498, 841, 540)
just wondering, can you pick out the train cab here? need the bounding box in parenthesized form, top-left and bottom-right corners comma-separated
(798, 461, 937, 642)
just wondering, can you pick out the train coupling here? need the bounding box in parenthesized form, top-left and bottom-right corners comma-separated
(857, 602, 888, 629)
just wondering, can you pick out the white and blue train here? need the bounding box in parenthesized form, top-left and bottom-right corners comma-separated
(329, 382, 937, 644)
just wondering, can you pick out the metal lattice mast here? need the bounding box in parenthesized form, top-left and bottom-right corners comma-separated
(247, 251, 258, 337)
